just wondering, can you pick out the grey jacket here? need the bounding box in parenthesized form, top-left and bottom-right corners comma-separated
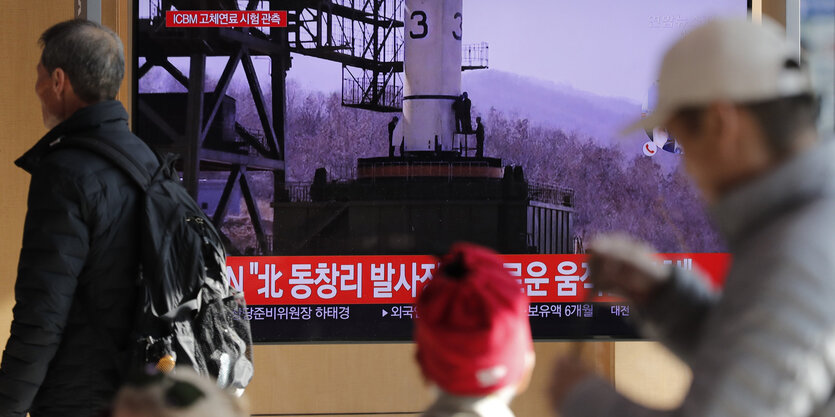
(423, 391, 515, 417)
(562, 141, 835, 417)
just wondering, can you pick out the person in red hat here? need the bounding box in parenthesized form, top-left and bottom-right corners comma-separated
(414, 243, 535, 417)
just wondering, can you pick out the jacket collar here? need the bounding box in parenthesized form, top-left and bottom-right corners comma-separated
(425, 390, 515, 417)
(710, 139, 835, 249)
(15, 100, 129, 173)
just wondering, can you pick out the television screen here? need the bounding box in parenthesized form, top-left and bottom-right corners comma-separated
(801, 0, 835, 135)
(134, 0, 746, 342)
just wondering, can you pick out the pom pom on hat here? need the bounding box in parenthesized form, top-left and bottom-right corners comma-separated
(415, 243, 533, 396)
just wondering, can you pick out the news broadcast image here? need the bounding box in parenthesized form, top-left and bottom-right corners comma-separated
(135, 0, 746, 342)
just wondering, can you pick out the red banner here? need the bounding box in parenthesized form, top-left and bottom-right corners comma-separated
(166, 11, 288, 27)
(227, 253, 731, 306)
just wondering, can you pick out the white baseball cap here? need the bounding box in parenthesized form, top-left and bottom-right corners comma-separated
(623, 17, 815, 134)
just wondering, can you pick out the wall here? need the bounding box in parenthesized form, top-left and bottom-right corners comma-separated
(102, 0, 133, 118)
(244, 342, 613, 416)
(614, 342, 693, 409)
(763, 0, 788, 25)
(0, 1, 787, 416)
(0, 0, 75, 355)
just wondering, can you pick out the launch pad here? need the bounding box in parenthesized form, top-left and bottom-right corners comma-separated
(356, 154, 503, 180)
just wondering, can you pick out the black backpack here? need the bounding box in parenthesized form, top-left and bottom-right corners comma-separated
(54, 136, 254, 390)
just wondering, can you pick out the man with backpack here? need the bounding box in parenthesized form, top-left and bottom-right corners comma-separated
(1, 19, 253, 417)
(0, 19, 161, 417)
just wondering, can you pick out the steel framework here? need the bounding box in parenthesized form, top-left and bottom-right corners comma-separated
(135, 0, 486, 254)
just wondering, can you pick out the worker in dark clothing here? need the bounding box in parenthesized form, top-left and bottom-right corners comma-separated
(452, 92, 473, 133)
(388, 116, 399, 157)
(452, 96, 462, 132)
(475, 117, 485, 158)
(0, 20, 159, 417)
(461, 92, 472, 133)
(452, 96, 459, 132)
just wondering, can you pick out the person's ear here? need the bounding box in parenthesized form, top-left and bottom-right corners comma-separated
(704, 101, 741, 160)
(50, 67, 68, 98)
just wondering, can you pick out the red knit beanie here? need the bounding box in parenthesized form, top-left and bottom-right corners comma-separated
(415, 243, 533, 396)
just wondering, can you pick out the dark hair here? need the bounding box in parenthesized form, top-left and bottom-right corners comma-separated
(673, 94, 819, 156)
(439, 252, 468, 281)
(39, 19, 124, 103)
(745, 94, 820, 155)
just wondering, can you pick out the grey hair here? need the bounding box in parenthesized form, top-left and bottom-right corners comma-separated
(39, 19, 124, 103)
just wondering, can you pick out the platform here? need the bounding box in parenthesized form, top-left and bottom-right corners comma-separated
(356, 154, 503, 179)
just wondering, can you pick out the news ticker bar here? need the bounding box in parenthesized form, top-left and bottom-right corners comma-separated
(166, 11, 288, 27)
(227, 253, 731, 307)
(246, 303, 641, 342)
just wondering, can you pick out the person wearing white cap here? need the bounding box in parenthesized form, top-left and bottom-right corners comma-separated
(549, 17, 834, 417)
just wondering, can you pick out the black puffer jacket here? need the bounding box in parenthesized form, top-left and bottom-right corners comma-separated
(0, 101, 159, 417)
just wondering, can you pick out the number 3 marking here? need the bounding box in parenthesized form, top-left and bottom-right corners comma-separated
(410, 11, 428, 39)
(453, 12, 462, 40)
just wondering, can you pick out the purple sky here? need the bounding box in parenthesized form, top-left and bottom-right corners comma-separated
(139, 0, 747, 105)
(288, 0, 747, 104)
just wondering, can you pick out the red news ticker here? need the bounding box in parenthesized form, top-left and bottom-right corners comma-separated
(226, 253, 731, 306)
(166, 10, 288, 28)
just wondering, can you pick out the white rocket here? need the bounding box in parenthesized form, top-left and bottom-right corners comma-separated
(401, 0, 463, 152)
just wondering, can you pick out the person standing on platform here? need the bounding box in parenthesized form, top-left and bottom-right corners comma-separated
(415, 243, 535, 417)
(453, 92, 473, 134)
(475, 117, 485, 158)
(549, 18, 835, 417)
(388, 116, 398, 157)
(0, 19, 160, 417)
(452, 94, 462, 132)
(461, 92, 473, 133)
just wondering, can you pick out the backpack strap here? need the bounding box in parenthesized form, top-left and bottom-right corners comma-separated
(49, 135, 155, 379)
(51, 136, 152, 191)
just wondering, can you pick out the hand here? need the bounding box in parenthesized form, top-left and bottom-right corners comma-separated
(549, 355, 593, 411)
(587, 233, 671, 305)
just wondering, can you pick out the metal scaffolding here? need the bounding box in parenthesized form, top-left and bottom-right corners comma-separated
(135, 0, 487, 254)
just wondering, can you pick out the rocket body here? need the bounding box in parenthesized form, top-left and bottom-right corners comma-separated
(403, 0, 463, 151)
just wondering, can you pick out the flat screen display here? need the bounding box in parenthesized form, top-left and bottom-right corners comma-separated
(134, 0, 746, 342)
